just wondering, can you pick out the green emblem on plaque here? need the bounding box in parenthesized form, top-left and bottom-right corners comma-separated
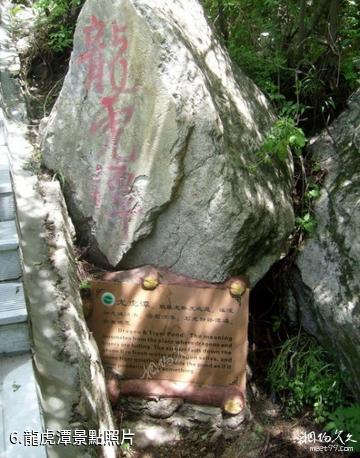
(101, 292, 116, 306)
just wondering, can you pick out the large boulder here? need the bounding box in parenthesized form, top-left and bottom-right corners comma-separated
(41, 0, 294, 284)
(288, 90, 360, 399)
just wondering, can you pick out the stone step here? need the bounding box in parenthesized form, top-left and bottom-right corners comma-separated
(0, 145, 10, 170)
(0, 220, 21, 280)
(0, 353, 46, 457)
(0, 153, 14, 220)
(0, 282, 28, 354)
(0, 122, 5, 146)
(0, 322, 30, 354)
(0, 192, 15, 221)
(0, 168, 11, 194)
(0, 218, 17, 249)
(0, 282, 27, 325)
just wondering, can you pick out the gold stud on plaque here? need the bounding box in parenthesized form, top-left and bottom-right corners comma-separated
(223, 396, 244, 415)
(229, 280, 247, 298)
(142, 276, 159, 290)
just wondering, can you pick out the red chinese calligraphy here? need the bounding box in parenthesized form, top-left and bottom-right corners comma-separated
(81, 16, 142, 235)
(109, 22, 138, 96)
(77, 16, 105, 93)
(90, 104, 135, 158)
(106, 160, 140, 227)
(91, 153, 140, 235)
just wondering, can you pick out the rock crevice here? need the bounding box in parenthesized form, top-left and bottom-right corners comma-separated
(288, 90, 360, 399)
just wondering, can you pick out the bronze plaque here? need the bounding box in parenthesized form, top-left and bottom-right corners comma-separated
(87, 272, 248, 388)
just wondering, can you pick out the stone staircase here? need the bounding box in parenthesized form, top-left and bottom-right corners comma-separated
(0, 12, 46, 451)
(0, 114, 45, 458)
(0, 121, 29, 353)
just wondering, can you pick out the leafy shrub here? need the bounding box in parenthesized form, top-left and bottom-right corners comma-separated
(295, 212, 316, 235)
(326, 404, 360, 452)
(267, 335, 347, 423)
(202, 0, 360, 134)
(257, 117, 306, 163)
(33, 0, 84, 53)
(247, 116, 306, 172)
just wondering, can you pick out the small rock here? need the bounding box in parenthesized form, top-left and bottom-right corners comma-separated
(127, 420, 181, 448)
(190, 431, 199, 441)
(209, 428, 223, 444)
(223, 428, 243, 440)
(179, 403, 222, 426)
(263, 399, 280, 419)
(165, 413, 192, 430)
(16, 37, 30, 53)
(147, 397, 183, 419)
(8, 62, 20, 76)
(121, 396, 149, 415)
(222, 410, 247, 430)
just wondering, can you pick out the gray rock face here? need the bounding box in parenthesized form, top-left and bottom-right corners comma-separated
(289, 90, 360, 399)
(41, 0, 294, 284)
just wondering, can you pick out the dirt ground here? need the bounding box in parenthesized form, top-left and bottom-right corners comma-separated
(114, 395, 352, 458)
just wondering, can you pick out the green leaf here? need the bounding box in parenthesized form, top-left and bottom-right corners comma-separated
(307, 188, 321, 199)
(11, 5, 23, 16)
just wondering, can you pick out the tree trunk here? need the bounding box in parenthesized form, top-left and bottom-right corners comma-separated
(296, 0, 307, 63)
(217, 0, 229, 45)
(328, 0, 341, 47)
